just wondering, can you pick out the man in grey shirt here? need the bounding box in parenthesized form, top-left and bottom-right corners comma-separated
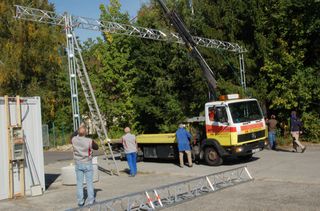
(71, 125, 99, 207)
(121, 127, 138, 177)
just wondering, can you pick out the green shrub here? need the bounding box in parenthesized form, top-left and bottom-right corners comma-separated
(301, 112, 320, 143)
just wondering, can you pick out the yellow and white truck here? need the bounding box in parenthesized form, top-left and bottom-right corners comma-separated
(115, 2, 267, 166)
(134, 94, 266, 166)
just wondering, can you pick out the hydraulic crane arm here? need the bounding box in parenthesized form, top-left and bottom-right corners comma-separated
(156, 0, 217, 92)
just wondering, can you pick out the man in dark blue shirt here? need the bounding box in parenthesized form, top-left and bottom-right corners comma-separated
(290, 111, 306, 153)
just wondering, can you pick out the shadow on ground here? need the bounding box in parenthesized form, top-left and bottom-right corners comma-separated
(223, 156, 260, 166)
(138, 156, 261, 167)
(45, 173, 60, 189)
(83, 188, 102, 199)
(274, 148, 295, 153)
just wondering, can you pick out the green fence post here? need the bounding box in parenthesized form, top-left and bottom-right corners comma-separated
(52, 122, 56, 148)
(62, 124, 65, 146)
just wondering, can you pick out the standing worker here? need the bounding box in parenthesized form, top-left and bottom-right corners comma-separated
(71, 125, 99, 207)
(122, 127, 138, 177)
(290, 111, 306, 153)
(266, 114, 278, 150)
(176, 124, 193, 168)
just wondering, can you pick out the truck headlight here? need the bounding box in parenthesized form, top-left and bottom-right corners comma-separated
(235, 146, 243, 153)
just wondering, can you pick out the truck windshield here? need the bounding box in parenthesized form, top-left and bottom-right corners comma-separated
(228, 100, 263, 123)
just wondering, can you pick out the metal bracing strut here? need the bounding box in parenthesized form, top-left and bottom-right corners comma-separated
(66, 166, 254, 211)
(239, 52, 247, 92)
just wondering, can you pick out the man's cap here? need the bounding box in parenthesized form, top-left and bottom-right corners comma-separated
(179, 124, 186, 128)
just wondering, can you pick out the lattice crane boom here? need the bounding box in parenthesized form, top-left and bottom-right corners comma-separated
(14, 5, 246, 53)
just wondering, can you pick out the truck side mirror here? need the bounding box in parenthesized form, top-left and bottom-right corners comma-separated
(215, 108, 223, 121)
(215, 107, 228, 124)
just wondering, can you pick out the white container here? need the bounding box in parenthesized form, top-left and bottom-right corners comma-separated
(0, 97, 45, 200)
(61, 157, 99, 185)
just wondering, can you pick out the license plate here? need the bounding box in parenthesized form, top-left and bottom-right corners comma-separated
(252, 148, 260, 153)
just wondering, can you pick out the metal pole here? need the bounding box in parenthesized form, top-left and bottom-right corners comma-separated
(52, 122, 56, 148)
(238, 52, 247, 93)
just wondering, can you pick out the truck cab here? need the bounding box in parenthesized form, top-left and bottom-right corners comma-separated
(199, 94, 266, 165)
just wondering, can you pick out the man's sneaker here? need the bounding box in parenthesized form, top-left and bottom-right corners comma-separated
(88, 200, 95, 206)
(301, 147, 306, 153)
(78, 201, 85, 207)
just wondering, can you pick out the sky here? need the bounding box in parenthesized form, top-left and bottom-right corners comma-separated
(48, 0, 149, 41)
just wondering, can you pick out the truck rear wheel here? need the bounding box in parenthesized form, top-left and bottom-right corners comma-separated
(204, 147, 223, 166)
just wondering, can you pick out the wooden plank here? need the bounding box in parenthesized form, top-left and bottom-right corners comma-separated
(4, 95, 13, 198)
(16, 96, 25, 197)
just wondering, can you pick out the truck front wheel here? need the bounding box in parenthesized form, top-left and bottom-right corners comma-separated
(204, 147, 223, 166)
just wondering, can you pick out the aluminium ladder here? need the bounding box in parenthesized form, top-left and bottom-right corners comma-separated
(64, 16, 120, 176)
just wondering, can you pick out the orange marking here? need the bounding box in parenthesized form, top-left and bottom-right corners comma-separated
(240, 122, 263, 131)
(206, 125, 237, 133)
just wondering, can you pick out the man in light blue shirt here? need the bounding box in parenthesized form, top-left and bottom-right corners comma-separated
(122, 127, 138, 176)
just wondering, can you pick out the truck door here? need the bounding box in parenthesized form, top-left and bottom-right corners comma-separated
(206, 106, 232, 146)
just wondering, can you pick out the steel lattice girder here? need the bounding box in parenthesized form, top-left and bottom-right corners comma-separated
(66, 166, 254, 211)
(15, 5, 246, 53)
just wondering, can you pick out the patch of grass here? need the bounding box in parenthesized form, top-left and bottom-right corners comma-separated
(276, 136, 292, 146)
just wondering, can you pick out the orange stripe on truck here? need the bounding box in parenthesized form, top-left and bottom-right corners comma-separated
(206, 125, 237, 133)
(240, 122, 263, 131)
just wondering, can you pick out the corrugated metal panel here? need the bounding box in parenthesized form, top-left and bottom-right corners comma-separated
(0, 97, 45, 200)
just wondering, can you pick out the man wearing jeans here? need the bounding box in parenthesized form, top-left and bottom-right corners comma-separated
(71, 125, 99, 207)
(122, 127, 138, 177)
(267, 115, 278, 150)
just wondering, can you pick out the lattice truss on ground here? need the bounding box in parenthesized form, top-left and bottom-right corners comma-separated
(66, 166, 253, 211)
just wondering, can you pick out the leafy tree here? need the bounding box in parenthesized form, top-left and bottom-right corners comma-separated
(0, 0, 71, 130)
(132, 2, 212, 133)
(82, 0, 137, 137)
